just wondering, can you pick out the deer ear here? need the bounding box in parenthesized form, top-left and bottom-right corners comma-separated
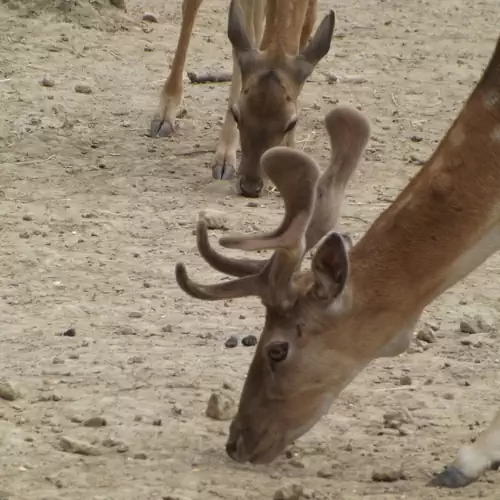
(311, 231, 349, 301)
(293, 10, 335, 84)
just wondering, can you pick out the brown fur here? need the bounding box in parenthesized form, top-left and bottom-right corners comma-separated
(176, 37, 500, 488)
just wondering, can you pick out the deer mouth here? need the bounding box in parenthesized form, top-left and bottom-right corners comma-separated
(225, 427, 286, 465)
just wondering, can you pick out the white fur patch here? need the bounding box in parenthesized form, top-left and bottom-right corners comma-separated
(490, 124, 500, 143)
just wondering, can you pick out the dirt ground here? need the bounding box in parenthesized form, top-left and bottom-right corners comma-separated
(1, 0, 500, 499)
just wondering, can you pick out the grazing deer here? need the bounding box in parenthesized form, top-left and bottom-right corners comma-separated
(175, 35, 500, 488)
(150, 0, 335, 198)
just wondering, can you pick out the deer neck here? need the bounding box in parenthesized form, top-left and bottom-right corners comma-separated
(347, 46, 500, 349)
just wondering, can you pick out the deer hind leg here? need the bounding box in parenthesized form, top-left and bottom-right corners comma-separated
(212, 0, 265, 181)
(150, 0, 203, 138)
(429, 407, 500, 488)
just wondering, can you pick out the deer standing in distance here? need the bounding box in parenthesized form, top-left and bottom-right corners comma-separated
(150, 0, 336, 198)
(175, 35, 500, 488)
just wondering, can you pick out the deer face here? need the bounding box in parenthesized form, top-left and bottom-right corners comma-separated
(175, 106, 371, 465)
(227, 0, 336, 197)
(225, 284, 367, 463)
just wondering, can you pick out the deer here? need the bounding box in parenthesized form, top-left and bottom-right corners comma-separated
(174, 35, 500, 488)
(150, 0, 336, 198)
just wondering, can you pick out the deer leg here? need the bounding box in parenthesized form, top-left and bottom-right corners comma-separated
(150, 0, 203, 138)
(212, 0, 262, 181)
(429, 407, 500, 488)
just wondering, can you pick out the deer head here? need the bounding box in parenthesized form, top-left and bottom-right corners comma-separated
(175, 106, 370, 463)
(227, 0, 336, 197)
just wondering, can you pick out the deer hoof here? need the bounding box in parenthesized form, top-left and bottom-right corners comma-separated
(150, 118, 175, 138)
(212, 162, 236, 180)
(238, 177, 263, 198)
(427, 466, 476, 488)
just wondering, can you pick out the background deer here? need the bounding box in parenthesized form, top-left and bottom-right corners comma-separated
(175, 36, 500, 488)
(150, 0, 335, 197)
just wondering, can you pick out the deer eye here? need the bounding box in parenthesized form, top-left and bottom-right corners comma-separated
(267, 342, 289, 363)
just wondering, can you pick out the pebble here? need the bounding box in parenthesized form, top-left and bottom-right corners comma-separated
(383, 409, 412, 430)
(341, 75, 368, 84)
(241, 334, 257, 346)
(399, 374, 412, 386)
(288, 458, 305, 468)
(62, 328, 76, 337)
(59, 436, 101, 456)
(152, 418, 162, 426)
(22, 214, 33, 221)
(371, 466, 406, 482)
(273, 484, 304, 500)
(162, 324, 173, 333)
(224, 335, 238, 348)
(52, 356, 65, 364)
(142, 12, 159, 22)
(246, 202, 259, 207)
(0, 381, 20, 401)
(128, 311, 143, 318)
(205, 392, 235, 421)
(117, 443, 129, 453)
(460, 315, 493, 334)
(83, 416, 107, 428)
(74, 84, 92, 94)
(198, 209, 228, 230)
(41, 76, 55, 87)
(133, 452, 148, 460)
(119, 326, 137, 336)
(416, 325, 436, 343)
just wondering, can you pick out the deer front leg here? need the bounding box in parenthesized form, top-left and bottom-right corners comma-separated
(212, 0, 265, 180)
(150, 0, 203, 138)
(430, 407, 500, 488)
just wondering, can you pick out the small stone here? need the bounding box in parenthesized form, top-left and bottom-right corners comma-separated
(133, 452, 148, 460)
(52, 356, 65, 364)
(383, 409, 412, 429)
(119, 326, 136, 335)
(326, 72, 338, 83)
(0, 381, 20, 401)
(102, 438, 120, 447)
(273, 484, 304, 500)
(152, 418, 162, 426)
(59, 436, 101, 456)
(116, 444, 129, 453)
(19, 231, 30, 239)
(224, 336, 238, 348)
(128, 311, 143, 318)
(460, 315, 494, 334)
(443, 392, 455, 400)
(62, 328, 76, 337)
(144, 44, 154, 52)
(162, 324, 173, 333)
(172, 405, 183, 416)
(317, 467, 334, 478)
(134, 415, 142, 422)
(206, 392, 235, 421)
(222, 381, 234, 390)
(241, 334, 257, 346)
(74, 84, 92, 94)
(83, 416, 107, 428)
(41, 76, 55, 87)
(399, 375, 412, 386)
(198, 209, 228, 230)
(142, 12, 159, 22)
(372, 466, 406, 482)
(246, 202, 259, 207)
(416, 325, 436, 343)
(68, 353, 79, 360)
(70, 415, 83, 423)
(22, 214, 33, 221)
(410, 135, 423, 142)
(288, 458, 305, 468)
(128, 355, 144, 364)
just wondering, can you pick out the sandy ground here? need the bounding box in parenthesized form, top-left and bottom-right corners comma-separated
(1, 0, 500, 499)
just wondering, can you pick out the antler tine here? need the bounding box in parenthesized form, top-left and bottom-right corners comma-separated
(196, 218, 267, 277)
(220, 147, 321, 253)
(305, 106, 371, 250)
(175, 262, 265, 301)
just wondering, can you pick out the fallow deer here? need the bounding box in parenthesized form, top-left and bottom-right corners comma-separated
(175, 35, 500, 488)
(150, 0, 335, 198)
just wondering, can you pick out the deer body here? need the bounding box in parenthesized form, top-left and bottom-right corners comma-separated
(176, 37, 500, 488)
(151, 0, 335, 197)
